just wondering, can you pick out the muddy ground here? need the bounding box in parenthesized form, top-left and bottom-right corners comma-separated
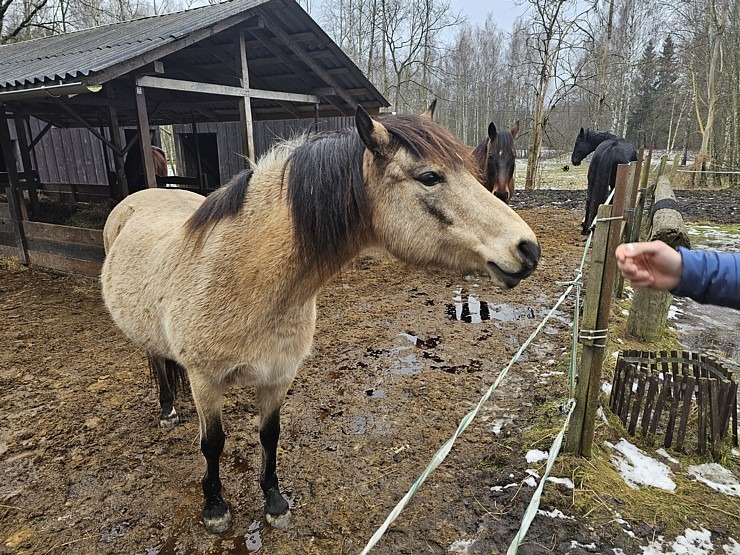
(0, 189, 737, 555)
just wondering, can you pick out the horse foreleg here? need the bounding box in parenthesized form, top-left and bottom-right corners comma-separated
(193, 387, 232, 534)
(257, 383, 291, 529)
(148, 355, 179, 430)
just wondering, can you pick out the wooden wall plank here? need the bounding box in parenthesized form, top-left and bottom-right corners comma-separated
(22, 221, 103, 247)
(27, 250, 102, 277)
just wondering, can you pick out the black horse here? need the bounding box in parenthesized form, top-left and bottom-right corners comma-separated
(571, 128, 637, 235)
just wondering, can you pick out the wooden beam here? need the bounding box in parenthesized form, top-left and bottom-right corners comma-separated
(53, 98, 122, 154)
(199, 38, 239, 77)
(257, 14, 356, 113)
(0, 105, 29, 263)
(136, 75, 320, 104)
(28, 116, 57, 150)
(246, 26, 344, 115)
(107, 87, 129, 198)
(135, 85, 157, 189)
(13, 111, 40, 213)
(238, 31, 255, 162)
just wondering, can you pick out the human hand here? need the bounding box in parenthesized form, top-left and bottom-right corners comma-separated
(615, 241, 682, 291)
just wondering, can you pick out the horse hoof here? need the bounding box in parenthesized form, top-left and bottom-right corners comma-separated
(265, 509, 292, 529)
(203, 509, 233, 534)
(159, 412, 179, 430)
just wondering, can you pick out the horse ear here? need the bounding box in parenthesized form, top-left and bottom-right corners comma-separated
(510, 120, 520, 138)
(579, 127, 584, 137)
(488, 122, 497, 141)
(356, 105, 391, 157)
(420, 99, 437, 120)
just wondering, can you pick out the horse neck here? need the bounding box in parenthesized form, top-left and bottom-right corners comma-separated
(230, 158, 373, 302)
(587, 130, 618, 148)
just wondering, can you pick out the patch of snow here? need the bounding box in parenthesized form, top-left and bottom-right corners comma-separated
(605, 439, 676, 491)
(641, 527, 714, 554)
(687, 463, 740, 498)
(547, 477, 574, 489)
(537, 508, 574, 520)
(526, 449, 548, 463)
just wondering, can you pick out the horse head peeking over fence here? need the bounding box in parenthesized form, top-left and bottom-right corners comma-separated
(571, 127, 637, 234)
(472, 121, 520, 204)
(123, 144, 168, 195)
(101, 106, 540, 535)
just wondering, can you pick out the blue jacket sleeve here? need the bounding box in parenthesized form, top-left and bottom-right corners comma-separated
(671, 247, 740, 309)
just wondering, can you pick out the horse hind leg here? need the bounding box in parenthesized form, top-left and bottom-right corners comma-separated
(257, 382, 292, 529)
(149, 355, 186, 430)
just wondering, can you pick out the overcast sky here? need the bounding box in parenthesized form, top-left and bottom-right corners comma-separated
(447, 0, 528, 32)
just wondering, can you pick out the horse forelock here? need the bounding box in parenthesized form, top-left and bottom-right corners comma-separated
(381, 115, 473, 169)
(491, 130, 515, 157)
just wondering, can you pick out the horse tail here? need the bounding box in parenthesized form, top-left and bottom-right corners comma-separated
(149, 357, 189, 398)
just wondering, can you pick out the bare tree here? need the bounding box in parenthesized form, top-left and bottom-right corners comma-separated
(521, 0, 593, 190)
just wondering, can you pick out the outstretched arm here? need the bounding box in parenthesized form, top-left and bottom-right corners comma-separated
(615, 241, 682, 291)
(616, 241, 740, 310)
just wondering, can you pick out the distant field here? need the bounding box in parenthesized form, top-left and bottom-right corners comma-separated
(514, 153, 589, 191)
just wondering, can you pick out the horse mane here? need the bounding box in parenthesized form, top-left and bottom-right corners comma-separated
(288, 114, 472, 276)
(586, 129, 620, 144)
(186, 169, 253, 236)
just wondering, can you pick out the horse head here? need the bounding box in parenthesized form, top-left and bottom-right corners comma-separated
(571, 127, 592, 166)
(355, 107, 539, 289)
(484, 121, 518, 204)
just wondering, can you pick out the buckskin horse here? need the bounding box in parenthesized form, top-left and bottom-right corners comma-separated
(571, 127, 637, 234)
(100, 106, 540, 535)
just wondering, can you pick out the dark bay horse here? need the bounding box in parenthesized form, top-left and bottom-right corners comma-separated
(472, 121, 520, 204)
(101, 107, 540, 535)
(123, 144, 168, 194)
(571, 127, 637, 234)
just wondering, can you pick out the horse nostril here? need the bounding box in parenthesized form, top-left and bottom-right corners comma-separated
(517, 240, 540, 272)
(494, 191, 510, 204)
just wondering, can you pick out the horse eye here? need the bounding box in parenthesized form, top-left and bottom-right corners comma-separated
(416, 171, 443, 187)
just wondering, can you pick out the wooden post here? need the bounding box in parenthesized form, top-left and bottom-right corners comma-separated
(134, 84, 157, 189)
(191, 113, 204, 193)
(13, 111, 40, 214)
(631, 144, 653, 243)
(566, 164, 630, 457)
(107, 87, 129, 199)
(238, 31, 255, 164)
(0, 105, 29, 264)
(670, 152, 681, 181)
(627, 175, 691, 341)
(616, 157, 641, 297)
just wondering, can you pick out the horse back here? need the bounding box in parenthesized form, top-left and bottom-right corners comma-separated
(103, 188, 204, 253)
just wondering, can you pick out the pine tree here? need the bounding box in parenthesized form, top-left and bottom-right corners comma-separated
(654, 35, 679, 148)
(626, 39, 657, 147)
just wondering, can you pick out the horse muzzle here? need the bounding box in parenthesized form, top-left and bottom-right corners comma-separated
(487, 240, 540, 288)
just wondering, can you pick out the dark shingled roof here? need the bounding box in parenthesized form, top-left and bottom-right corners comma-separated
(0, 0, 388, 125)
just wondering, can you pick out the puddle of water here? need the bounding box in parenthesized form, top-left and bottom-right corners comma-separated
(447, 288, 536, 324)
(242, 520, 262, 552)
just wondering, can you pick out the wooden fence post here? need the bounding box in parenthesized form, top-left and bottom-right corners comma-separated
(566, 163, 630, 457)
(631, 144, 653, 243)
(627, 174, 691, 341)
(616, 157, 642, 298)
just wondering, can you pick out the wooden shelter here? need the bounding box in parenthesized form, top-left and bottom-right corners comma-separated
(0, 0, 388, 275)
